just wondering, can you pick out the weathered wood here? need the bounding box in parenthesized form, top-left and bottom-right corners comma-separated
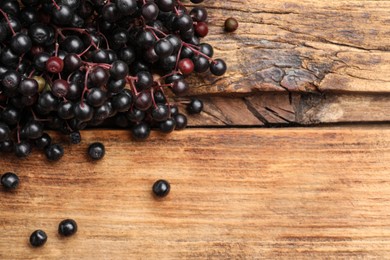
(185, 0, 390, 95)
(1, 128, 390, 259)
(180, 93, 390, 126)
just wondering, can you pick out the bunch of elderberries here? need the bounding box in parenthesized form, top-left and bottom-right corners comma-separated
(0, 0, 227, 160)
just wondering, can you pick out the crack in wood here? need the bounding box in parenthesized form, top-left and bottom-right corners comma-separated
(243, 98, 270, 125)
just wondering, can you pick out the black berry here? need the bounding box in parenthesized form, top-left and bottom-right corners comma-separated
(1, 172, 19, 189)
(29, 230, 47, 247)
(88, 142, 105, 160)
(58, 219, 78, 237)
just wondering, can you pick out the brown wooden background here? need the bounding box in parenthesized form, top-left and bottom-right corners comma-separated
(1, 0, 390, 259)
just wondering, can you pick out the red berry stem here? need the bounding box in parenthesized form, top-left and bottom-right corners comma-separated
(175, 45, 184, 70)
(127, 78, 139, 96)
(51, 0, 61, 11)
(16, 123, 21, 144)
(0, 9, 16, 36)
(81, 67, 91, 107)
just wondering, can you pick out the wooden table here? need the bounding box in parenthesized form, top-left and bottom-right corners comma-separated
(2, 0, 390, 259)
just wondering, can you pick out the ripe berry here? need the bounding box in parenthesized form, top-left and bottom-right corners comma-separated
(135, 71, 153, 90)
(58, 219, 78, 237)
(190, 7, 208, 22)
(1, 172, 19, 189)
(29, 230, 47, 247)
(131, 122, 150, 140)
(34, 133, 51, 149)
(10, 33, 32, 54)
(142, 2, 159, 21)
(159, 118, 176, 133)
(174, 113, 187, 130)
(0, 123, 10, 142)
(152, 104, 170, 122)
(52, 79, 69, 98)
(157, 0, 174, 12)
(64, 53, 82, 72)
(51, 5, 73, 25)
(210, 59, 227, 76)
(14, 141, 32, 158)
(172, 79, 188, 96)
(88, 142, 105, 160)
(19, 78, 38, 96)
(152, 179, 170, 197)
(45, 144, 64, 161)
(116, 0, 137, 15)
(109, 60, 129, 80)
(102, 3, 121, 23)
(69, 131, 81, 144)
(154, 38, 174, 58)
(187, 99, 203, 114)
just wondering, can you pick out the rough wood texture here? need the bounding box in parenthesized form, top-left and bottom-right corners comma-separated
(180, 93, 390, 126)
(172, 0, 390, 126)
(186, 0, 390, 95)
(1, 128, 390, 259)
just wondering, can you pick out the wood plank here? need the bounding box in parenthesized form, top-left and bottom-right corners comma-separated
(179, 93, 390, 126)
(185, 0, 390, 95)
(1, 128, 390, 259)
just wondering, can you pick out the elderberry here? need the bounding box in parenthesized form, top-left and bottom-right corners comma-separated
(0, 0, 227, 158)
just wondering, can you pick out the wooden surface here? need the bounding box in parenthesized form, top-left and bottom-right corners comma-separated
(1, 128, 390, 259)
(189, 0, 390, 95)
(174, 0, 390, 126)
(2, 0, 390, 259)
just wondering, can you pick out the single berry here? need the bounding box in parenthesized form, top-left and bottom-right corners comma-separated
(174, 113, 187, 130)
(1, 172, 19, 189)
(210, 59, 227, 76)
(152, 179, 170, 197)
(0, 123, 10, 142)
(51, 79, 69, 98)
(88, 142, 105, 160)
(224, 17, 238, 32)
(159, 118, 176, 133)
(14, 141, 32, 158)
(46, 56, 64, 74)
(58, 219, 78, 237)
(131, 122, 150, 140)
(187, 99, 204, 114)
(178, 58, 195, 75)
(29, 230, 47, 247)
(35, 133, 51, 149)
(69, 131, 81, 144)
(45, 144, 64, 161)
(195, 22, 208, 37)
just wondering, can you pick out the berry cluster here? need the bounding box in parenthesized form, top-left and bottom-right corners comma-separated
(0, 0, 227, 158)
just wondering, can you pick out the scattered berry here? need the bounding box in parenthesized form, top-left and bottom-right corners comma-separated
(88, 142, 105, 160)
(1, 172, 19, 189)
(187, 99, 204, 114)
(58, 219, 78, 237)
(152, 179, 171, 198)
(29, 230, 47, 247)
(45, 144, 64, 161)
(224, 17, 239, 32)
(69, 131, 81, 144)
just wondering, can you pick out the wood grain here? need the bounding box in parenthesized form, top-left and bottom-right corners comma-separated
(1, 128, 390, 259)
(185, 0, 390, 95)
(179, 93, 390, 126)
